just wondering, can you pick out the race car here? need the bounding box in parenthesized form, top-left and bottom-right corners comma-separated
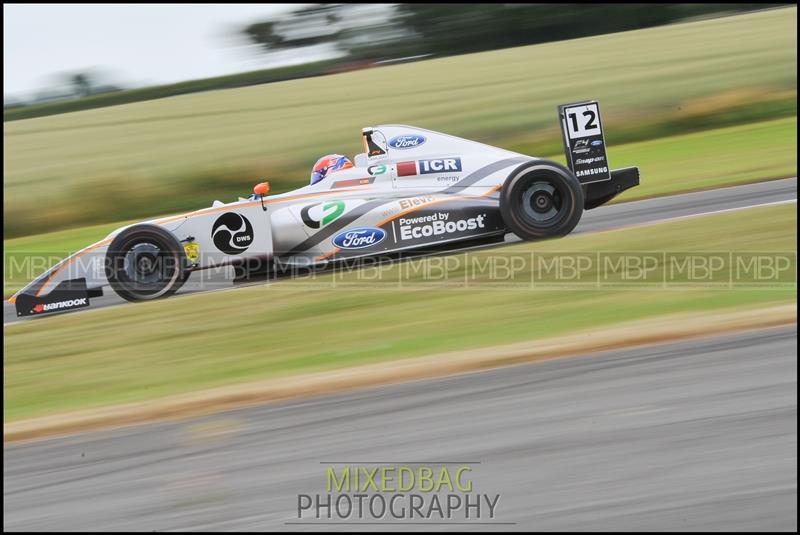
(12, 100, 639, 317)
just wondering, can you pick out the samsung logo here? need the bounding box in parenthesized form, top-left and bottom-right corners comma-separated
(332, 227, 386, 250)
(388, 134, 426, 150)
(591, 140, 604, 147)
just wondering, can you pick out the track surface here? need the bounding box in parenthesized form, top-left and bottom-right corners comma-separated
(4, 327, 797, 531)
(4, 177, 797, 324)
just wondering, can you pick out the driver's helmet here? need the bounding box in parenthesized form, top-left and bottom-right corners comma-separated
(310, 154, 353, 185)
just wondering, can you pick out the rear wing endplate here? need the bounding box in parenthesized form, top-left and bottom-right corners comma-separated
(558, 100, 611, 184)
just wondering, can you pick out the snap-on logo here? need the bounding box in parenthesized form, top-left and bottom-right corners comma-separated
(332, 227, 386, 250)
(388, 134, 426, 150)
(212, 213, 253, 255)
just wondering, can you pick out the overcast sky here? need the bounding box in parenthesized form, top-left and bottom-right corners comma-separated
(3, 3, 328, 98)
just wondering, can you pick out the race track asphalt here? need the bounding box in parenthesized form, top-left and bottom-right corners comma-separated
(3, 177, 797, 325)
(3, 327, 797, 531)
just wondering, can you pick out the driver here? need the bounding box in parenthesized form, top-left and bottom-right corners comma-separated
(310, 154, 353, 185)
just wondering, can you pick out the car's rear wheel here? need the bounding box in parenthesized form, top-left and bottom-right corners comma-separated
(499, 160, 584, 240)
(105, 225, 189, 302)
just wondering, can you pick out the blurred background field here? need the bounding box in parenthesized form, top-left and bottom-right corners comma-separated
(4, 203, 795, 421)
(3, 7, 797, 240)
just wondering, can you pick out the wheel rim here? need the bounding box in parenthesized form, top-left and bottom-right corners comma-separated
(114, 238, 180, 296)
(123, 242, 165, 286)
(519, 180, 565, 225)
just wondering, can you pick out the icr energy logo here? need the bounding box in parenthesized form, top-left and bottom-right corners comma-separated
(294, 463, 504, 525)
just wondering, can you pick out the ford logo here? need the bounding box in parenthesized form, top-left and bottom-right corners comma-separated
(591, 140, 604, 147)
(388, 134, 426, 150)
(332, 227, 386, 250)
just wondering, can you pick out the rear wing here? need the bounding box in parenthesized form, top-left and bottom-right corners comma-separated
(558, 100, 640, 209)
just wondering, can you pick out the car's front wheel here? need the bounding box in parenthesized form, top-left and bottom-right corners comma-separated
(499, 160, 584, 240)
(105, 225, 189, 302)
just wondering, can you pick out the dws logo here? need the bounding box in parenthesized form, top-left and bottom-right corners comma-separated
(388, 134, 426, 150)
(332, 227, 386, 250)
(212, 213, 254, 255)
(301, 200, 345, 229)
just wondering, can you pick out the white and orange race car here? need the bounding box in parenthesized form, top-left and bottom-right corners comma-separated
(13, 100, 638, 316)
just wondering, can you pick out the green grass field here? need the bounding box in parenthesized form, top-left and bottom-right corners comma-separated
(4, 203, 795, 421)
(4, 117, 795, 298)
(3, 7, 796, 239)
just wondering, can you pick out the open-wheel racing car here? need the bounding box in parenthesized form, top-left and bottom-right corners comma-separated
(12, 100, 639, 317)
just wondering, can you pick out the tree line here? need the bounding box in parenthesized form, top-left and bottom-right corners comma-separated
(243, 4, 784, 62)
(5, 3, 784, 121)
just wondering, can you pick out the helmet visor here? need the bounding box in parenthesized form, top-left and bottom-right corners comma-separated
(310, 170, 326, 185)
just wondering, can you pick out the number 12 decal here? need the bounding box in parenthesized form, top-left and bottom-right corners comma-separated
(563, 103, 602, 139)
(568, 109, 597, 132)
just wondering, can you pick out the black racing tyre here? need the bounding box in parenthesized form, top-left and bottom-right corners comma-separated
(499, 160, 584, 240)
(105, 224, 189, 302)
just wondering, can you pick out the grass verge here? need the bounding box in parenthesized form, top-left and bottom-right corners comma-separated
(4, 203, 796, 422)
(5, 305, 794, 442)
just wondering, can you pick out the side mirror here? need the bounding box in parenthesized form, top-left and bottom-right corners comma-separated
(253, 182, 270, 196)
(254, 181, 270, 212)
